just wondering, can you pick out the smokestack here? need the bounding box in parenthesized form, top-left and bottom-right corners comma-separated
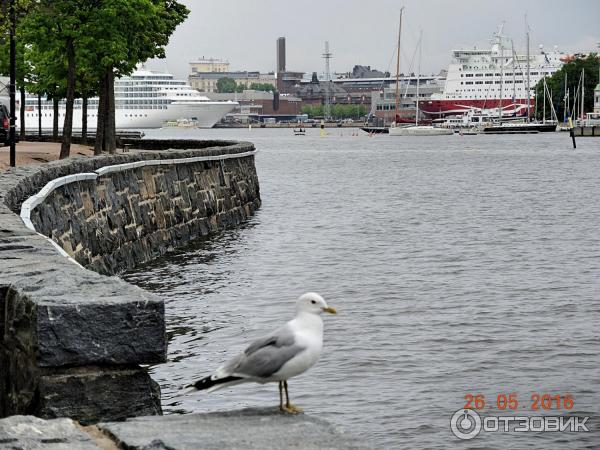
(277, 37, 286, 73)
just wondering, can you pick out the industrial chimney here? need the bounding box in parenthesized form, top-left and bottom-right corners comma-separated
(276, 37, 286, 73)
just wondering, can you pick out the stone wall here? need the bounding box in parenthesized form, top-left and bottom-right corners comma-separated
(0, 140, 261, 423)
(29, 143, 260, 274)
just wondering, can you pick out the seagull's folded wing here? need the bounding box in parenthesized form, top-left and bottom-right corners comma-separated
(216, 324, 306, 380)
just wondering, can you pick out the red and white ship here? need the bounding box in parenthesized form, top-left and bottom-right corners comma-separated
(420, 26, 565, 118)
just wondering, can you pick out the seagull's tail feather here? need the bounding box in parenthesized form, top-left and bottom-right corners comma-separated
(185, 375, 246, 394)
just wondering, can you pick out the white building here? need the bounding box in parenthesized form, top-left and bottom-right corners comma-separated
(189, 57, 230, 74)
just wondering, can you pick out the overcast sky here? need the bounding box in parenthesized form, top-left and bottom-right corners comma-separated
(147, 0, 599, 79)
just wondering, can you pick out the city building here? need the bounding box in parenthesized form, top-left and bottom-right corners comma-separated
(294, 73, 444, 116)
(188, 71, 276, 93)
(206, 90, 302, 122)
(296, 72, 349, 106)
(277, 71, 305, 94)
(595, 81, 600, 113)
(189, 57, 230, 74)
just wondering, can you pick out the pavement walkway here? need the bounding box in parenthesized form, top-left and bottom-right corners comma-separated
(0, 141, 94, 171)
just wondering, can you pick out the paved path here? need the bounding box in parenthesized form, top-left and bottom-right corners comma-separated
(0, 141, 94, 171)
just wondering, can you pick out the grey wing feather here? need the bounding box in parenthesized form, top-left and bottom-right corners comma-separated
(219, 324, 305, 379)
(244, 324, 296, 355)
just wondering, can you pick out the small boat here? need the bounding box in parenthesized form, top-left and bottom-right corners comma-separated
(162, 118, 198, 128)
(458, 128, 480, 135)
(389, 124, 454, 136)
(360, 126, 389, 134)
(293, 127, 306, 135)
(482, 122, 556, 134)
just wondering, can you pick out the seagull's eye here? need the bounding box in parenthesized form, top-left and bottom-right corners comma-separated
(311, 300, 316, 304)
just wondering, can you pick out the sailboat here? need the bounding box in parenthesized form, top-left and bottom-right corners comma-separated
(482, 20, 557, 133)
(389, 16, 453, 136)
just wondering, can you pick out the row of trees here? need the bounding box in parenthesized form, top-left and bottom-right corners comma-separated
(0, 0, 188, 158)
(301, 103, 367, 120)
(533, 54, 599, 122)
(215, 77, 275, 93)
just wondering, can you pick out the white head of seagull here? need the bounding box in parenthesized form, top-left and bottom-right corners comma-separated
(186, 292, 336, 414)
(295, 292, 337, 316)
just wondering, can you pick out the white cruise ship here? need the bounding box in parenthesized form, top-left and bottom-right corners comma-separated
(21, 69, 237, 129)
(420, 26, 565, 118)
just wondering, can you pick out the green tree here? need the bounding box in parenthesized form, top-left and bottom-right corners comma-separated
(533, 54, 599, 122)
(301, 104, 324, 118)
(19, 0, 84, 158)
(248, 82, 275, 92)
(87, 0, 188, 155)
(217, 77, 237, 93)
(303, 103, 366, 120)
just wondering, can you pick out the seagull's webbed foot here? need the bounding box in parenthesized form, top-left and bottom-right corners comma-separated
(280, 403, 303, 414)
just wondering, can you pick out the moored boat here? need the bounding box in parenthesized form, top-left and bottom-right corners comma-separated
(360, 126, 389, 134)
(482, 122, 557, 134)
(389, 125, 454, 136)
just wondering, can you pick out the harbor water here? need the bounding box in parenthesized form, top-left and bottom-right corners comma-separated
(123, 128, 599, 449)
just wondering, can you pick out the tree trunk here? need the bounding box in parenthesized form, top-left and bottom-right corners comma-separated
(106, 69, 116, 154)
(82, 95, 88, 145)
(94, 73, 107, 155)
(52, 97, 59, 140)
(60, 37, 76, 159)
(19, 86, 25, 139)
(37, 94, 42, 137)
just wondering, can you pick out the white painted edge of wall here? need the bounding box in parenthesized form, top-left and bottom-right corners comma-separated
(18, 149, 258, 267)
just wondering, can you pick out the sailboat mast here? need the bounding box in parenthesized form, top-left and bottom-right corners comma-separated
(581, 68, 585, 119)
(416, 30, 422, 126)
(526, 18, 531, 123)
(511, 40, 516, 110)
(563, 72, 568, 123)
(499, 34, 504, 120)
(543, 75, 546, 123)
(394, 8, 404, 124)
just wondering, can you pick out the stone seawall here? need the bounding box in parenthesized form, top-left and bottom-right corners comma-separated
(0, 140, 261, 423)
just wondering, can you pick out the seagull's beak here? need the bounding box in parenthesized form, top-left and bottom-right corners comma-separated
(322, 306, 337, 314)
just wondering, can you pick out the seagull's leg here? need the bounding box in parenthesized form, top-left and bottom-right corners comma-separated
(281, 380, 303, 414)
(278, 381, 284, 411)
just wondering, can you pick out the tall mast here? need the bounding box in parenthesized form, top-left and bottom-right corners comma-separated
(511, 40, 516, 109)
(499, 39, 504, 120)
(416, 30, 422, 126)
(495, 23, 505, 121)
(581, 67, 584, 119)
(525, 16, 531, 123)
(543, 75, 546, 123)
(563, 72, 568, 123)
(322, 41, 333, 121)
(394, 8, 404, 124)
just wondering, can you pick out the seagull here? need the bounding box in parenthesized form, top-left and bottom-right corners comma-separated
(186, 292, 337, 414)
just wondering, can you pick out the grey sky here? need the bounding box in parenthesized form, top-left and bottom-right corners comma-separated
(147, 0, 600, 79)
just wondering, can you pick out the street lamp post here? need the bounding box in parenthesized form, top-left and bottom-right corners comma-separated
(8, 0, 17, 167)
(8, 0, 16, 167)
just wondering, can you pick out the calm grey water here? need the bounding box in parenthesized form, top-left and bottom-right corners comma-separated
(123, 128, 599, 449)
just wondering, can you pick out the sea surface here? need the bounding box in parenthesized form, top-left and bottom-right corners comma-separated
(123, 128, 600, 449)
